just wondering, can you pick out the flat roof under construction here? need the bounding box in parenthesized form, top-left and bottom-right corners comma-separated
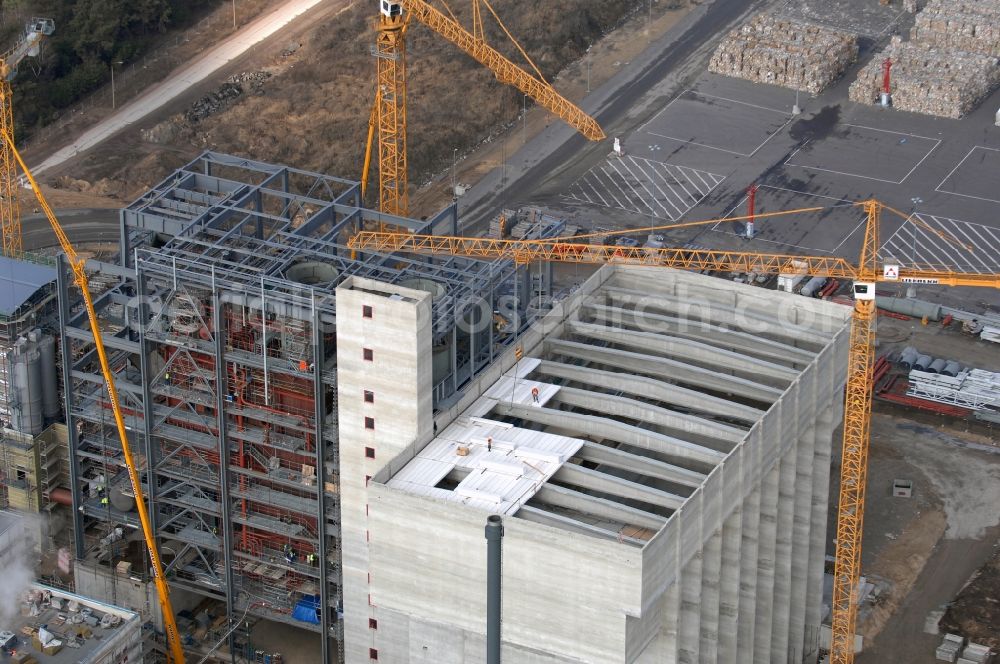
(386, 265, 852, 546)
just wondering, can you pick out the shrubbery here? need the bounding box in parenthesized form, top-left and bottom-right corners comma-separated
(8, 0, 220, 137)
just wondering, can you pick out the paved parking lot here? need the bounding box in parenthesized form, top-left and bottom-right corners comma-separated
(935, 147, 1000, 203)
(641, 90, 791, 157)
(881, 212, 1000, 274)
(785, 124, 940, 185)
(710, 184, 868, 254)
(550, 72, 1000, 278)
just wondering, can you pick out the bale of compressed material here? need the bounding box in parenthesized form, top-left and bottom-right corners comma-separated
(709, 13, 859, 94)
(910, 0, 1000, 57)
(849, 37, 1000, 118)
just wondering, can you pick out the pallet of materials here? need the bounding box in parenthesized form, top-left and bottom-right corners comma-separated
(980, 325, 1000, 343)
(851, 0, 1000, 118)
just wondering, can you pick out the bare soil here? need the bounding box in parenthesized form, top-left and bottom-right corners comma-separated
(26, 184, 124, 211)
(47, 0, 694, 208)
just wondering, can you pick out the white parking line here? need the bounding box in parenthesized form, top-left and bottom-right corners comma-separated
(638, 89, 687, 133)
(694, 91, 790, 116)
(647, 130, 746, 156)
(629, 158, 684, 218)
(843, 123, 938, 142)
(709, 185, 866, 253)
(564, 157, 724, 221)
(898, 139, 941, 184)
(785, 125, 941, 184)
(935, 146, 1000, 204)
(642, 89, 791, 157)
(880, 212, 1000, 273)
(615, 159, 673, 218)
(786, 124, 940, 184)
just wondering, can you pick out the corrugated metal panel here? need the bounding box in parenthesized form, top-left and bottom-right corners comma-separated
(0, 256, 55, 316)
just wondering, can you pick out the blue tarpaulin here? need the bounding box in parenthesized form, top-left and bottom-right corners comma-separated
(292, 595, 321, 624)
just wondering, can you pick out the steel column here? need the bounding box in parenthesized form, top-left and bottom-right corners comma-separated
(313, 302, 334, 662)
(485, 514, 503, 664)
(56, 254, 85, 559)
(212, 287, 238, 659)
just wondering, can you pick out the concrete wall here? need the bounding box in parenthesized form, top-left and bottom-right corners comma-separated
(336, 277, 434, 663)
(632, 317, 849, 664)
(366, 484, 643, 664)
(73, 561, 202, 634)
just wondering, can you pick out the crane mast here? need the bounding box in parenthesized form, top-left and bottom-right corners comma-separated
(348, 201, 1000, 664)
(830, 201, 879, 664)
(2, 131, 187, 664)
(372, 0, 604, 216)
(0, 17, 54, 258)
(376, 2, 408, 215)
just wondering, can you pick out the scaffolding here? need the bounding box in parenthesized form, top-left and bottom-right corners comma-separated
(59, 152, 539, 663)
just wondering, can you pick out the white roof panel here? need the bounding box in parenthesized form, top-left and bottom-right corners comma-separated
(386, 362, 584, 515)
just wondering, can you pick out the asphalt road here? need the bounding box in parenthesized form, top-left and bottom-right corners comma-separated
(22, 208, 119, 250)
(456, 0, 762, 230)
(31, 0, 329, 176)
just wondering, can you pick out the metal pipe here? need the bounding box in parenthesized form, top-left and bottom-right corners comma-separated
(485, 514, 503, 664)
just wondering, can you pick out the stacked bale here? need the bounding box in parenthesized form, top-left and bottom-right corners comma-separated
(709, 13, 859, 94)
(850, 0, 1000, 118)
(910, 1, 1000, 57)
(849, 37, 1000, 118)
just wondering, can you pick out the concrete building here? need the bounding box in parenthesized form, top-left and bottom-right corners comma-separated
(1, 512, 141, 663)
(338, 264, 851, 663)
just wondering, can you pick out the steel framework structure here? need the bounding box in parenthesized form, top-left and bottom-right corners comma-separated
(60, 152, 531, 663)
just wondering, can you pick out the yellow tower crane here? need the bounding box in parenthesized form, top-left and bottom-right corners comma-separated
(363, 0, 605, 215)
(347, 200, 1000, 664)
(2, 131, 187, 664)
(0, 17, 54, 258)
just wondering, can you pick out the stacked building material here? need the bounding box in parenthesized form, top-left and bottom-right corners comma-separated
(709, 13, 859, 94)
(908, 367, 1000, 411)
(849, 37, 1000, 118)
(959, 642, 995, 664)
(851, 0, 1000, 118)
(939, 634, 966, 662)
(980, 325, 1000, 343)
(910, 1, 1000, 57)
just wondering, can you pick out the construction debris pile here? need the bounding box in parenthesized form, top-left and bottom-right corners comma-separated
(185, 71, 272, 123)
(939, 548, 1000, 656)
(849, 1, 1000, 118)
(709, 13, 858, 94)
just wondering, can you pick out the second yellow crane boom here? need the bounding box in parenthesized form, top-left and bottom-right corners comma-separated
(3, 131, 187, 664)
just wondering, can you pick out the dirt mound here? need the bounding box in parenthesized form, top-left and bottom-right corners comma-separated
(939, 547, 1000, 650)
